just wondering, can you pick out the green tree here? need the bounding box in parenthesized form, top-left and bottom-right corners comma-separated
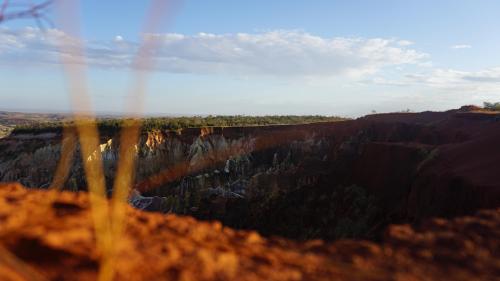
(484, 102, 500, 111)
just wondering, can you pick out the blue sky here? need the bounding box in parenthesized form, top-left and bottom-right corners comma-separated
(1, 0, 500, 116)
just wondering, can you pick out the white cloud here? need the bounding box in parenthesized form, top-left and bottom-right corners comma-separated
(0, 27, 428, 77)
(397, 40, 414, 46)
(451, 44, 472, 49)
(366, 67, 500, 95)
(405, 68, 500, 89)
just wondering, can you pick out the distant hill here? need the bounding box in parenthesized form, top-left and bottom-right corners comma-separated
(0, 111, 71, 138)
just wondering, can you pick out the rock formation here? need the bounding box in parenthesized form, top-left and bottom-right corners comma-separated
(0, 108, 499, 240)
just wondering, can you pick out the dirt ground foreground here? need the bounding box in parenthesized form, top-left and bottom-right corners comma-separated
(0, 183, 498, 281)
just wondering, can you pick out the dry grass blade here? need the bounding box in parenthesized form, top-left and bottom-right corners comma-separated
(53, 0, 112, 279)
(107, 1, 177, 280)
(49, 126, 77, 190)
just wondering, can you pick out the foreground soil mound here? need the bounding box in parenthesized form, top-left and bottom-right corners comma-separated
(1, 183, 499, 281)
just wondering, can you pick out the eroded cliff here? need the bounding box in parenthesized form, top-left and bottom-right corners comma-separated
(1, 108, 499, 240)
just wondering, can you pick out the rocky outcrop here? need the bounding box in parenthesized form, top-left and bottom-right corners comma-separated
(1, 109, 500, 241)
(0, 183, 499, 281)
(0, 124, 335, 216)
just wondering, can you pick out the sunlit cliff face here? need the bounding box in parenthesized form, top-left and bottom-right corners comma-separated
(1, 109, 500, 240)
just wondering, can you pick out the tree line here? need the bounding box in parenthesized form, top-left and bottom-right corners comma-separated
(484, 102, 500, 111)
(11, 115, 347, 135)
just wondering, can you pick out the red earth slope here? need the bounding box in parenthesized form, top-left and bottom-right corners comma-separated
(0, 183, 499, 281)
(350, 110, 500, 220)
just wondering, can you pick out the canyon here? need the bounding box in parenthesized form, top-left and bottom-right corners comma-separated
(0, 107, 499, 280)
(1, 107, 499, 241)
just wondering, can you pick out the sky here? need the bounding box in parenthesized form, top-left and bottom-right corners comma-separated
(1, 0, 500, 117)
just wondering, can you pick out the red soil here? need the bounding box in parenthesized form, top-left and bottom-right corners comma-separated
(353, 111, 500, 219)
(0, 183, 499, 281)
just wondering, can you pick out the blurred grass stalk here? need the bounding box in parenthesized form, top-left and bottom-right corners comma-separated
(54, 1, 174, 280)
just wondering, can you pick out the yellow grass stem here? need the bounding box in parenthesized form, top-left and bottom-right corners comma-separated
(49, 126, 77, 190)
(54, 1, 112, 279)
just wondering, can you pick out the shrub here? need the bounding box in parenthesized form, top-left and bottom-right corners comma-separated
(483, 102, 500, 111)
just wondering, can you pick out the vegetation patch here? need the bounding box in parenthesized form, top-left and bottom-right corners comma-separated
(11, 115, 347, 135)
(483, 102, 500, 111)
(239, 184, 381, 241)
